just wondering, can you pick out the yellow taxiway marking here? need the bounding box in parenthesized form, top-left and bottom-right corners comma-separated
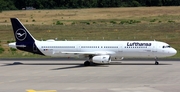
(26, 89, 57, 92)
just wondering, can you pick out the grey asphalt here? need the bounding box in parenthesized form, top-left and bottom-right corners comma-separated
(0, 59, 180, 92)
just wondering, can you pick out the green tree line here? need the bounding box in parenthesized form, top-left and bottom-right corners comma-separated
(0, 0, 180, 11)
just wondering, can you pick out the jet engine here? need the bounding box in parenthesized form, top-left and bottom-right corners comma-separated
(92, 55, 111, 64)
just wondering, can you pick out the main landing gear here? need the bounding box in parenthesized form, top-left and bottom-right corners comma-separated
(84, 55, 93, 66)
(84, 61, 91, 66)
(155, 57, 159, 65)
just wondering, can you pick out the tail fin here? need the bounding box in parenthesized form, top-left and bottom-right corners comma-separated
(10, 18, 44, 55)
(10, 18, 36, 42)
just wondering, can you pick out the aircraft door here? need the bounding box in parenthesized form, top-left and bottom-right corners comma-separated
(76, 44, 81, 51)
(152, 42, 157, 56)
(118, 44, 123, 52)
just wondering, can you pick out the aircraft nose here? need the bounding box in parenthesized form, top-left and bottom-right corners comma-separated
(170, 48, 177, 56)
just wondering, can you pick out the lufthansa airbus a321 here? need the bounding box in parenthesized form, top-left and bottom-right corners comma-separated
(8, 18, 177, 66)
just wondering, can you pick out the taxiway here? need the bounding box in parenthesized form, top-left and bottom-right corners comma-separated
(0, 59, 180, 92)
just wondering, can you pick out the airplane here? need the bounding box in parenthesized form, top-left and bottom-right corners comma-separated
(8, 18, 177, 66)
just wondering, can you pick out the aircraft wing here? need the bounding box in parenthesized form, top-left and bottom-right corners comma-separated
(61, 51, 116, 55)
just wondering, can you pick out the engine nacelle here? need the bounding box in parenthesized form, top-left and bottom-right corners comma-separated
(92, 55, 111, 64)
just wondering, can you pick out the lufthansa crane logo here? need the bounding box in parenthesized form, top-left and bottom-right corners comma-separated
(15, 28, 27, 41)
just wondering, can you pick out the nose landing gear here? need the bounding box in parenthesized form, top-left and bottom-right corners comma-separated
(155, 57, 159, 65)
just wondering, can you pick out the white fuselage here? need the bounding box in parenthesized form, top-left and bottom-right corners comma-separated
(30, 40, 176, 58)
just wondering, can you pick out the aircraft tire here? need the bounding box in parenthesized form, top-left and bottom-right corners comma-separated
(155, 61, 159, 65)
(84, 61, 90, 66)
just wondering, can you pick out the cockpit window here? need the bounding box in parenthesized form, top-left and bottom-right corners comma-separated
(162, 45, 171, 48)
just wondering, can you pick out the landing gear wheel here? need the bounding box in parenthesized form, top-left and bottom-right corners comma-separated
(154, 57, 159, 65)
(155, 61, 159, 65)
(84, 61, 90, 66)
